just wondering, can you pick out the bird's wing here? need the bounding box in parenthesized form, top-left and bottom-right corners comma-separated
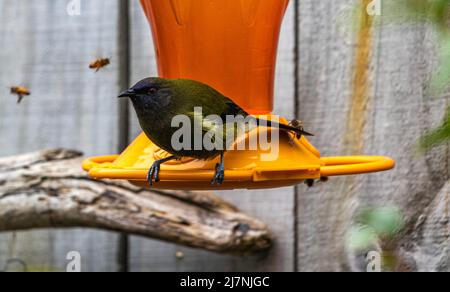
(172, 79, 248, 118)
(171, 79, 250, 148)
(219, 98, 249, 120)
(184, 111, 242, 151)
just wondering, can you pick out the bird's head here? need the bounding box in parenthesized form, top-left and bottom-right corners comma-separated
(118, 77, 173, 110)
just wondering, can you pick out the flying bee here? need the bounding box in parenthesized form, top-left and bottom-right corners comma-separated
(10, 86, 30, 104)
(89, 57, 110, 72)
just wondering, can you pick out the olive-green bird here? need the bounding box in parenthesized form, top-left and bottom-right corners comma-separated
(119, 77, 313, 186)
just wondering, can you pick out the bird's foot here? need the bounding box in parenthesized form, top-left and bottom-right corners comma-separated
(147, 161, 162, 186)
(211, 163, 225, 186)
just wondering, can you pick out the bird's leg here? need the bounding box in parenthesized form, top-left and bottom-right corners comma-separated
(147, 156, 177, 186)
(211, 152, 225, 186)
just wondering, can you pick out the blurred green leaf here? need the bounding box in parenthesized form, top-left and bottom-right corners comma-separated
(420, 109, 450, 150)
(429, 35, 450, 95)
(430, 0, 450, 30)
(355, 206, 404, 238)
(347, 225, 379, 251)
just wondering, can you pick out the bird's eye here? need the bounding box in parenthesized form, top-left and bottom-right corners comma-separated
(149, 87, 158, 94)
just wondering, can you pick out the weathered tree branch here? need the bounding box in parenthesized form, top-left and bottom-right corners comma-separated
(0, 149, 272, 255)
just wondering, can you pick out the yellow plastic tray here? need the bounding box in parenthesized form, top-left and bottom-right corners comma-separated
(83, 127, 395, 190)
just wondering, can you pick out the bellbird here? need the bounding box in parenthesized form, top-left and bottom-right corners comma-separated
(119, 77, 313, 186)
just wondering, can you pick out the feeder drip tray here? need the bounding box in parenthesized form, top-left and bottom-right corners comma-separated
(83, 127, 395, 190)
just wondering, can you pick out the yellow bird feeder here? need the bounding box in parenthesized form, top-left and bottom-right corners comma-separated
(83, 0, 395, 190)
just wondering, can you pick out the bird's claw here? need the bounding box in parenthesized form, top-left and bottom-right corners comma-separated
(211, 163, 225, 186)
(147, 162, 162, 186)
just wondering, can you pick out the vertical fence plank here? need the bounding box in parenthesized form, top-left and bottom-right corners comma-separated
(117, 0, 131, 273)
(354, 13, 449, 272)
(295, 0, 358, 271)
(0, 0, 122, 272)
(295, 0, 450, 271)
(127, 1, 297, 272)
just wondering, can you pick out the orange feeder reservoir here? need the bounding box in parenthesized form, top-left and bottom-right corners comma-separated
(83, 0, 395, 190)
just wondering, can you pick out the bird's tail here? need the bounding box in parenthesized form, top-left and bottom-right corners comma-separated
(255, 118, 314, 137)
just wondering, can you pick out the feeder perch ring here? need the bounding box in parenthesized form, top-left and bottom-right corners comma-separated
(83, 155, 395, 180)
(82, 132, 395, 191)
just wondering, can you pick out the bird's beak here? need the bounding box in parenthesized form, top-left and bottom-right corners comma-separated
(118, 89, 136, 98)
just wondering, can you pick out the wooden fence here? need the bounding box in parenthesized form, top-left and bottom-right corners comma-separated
(0, 0, 448, 272)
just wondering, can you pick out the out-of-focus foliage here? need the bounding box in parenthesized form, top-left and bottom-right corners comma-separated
(348, 206, 404, 251)
(355, 206, 403, 237)
(420, 108, 450, 149)
(347, 225, 379, 251)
